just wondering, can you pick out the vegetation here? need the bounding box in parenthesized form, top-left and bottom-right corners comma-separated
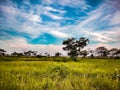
(55, 52, 62, 57)
(62, 37, 89, 61)
(95, 47, 108, 58)
(0, 49, 6, 56)
(0, 57, 120, 90)
(1, 37, 120, 59)
(0, 37, 120, 90)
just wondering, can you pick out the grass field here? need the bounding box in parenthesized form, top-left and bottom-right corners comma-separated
(0, 57, 120, 90)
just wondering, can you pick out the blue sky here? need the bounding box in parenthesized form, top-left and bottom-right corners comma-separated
(0, 0, 120, 55)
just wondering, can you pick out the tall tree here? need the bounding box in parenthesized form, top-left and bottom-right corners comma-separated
(62, 37, 89, 61)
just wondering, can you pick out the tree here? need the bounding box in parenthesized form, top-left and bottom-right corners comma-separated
(44, 52, 50, 57)
(55, 52, 62, 57)
(37, 53, 42, 58)
(23, 51, 29, 56)
(116, 49, 120, 58)
(11, 52, 23, 56)
(80, 50, 88, 59)
(62, 37, 89, 61)
(109, 48, 118, 58)
(0, 49, 6, 56)
(32, 51, 37, 56)
(95, 46, 108, 58)
(23, 50, 37, 57)
(87, 48, 94, 58)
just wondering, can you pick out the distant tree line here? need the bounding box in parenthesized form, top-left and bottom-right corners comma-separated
(0, 37, 120, 59)
(0, 49, 62, 57)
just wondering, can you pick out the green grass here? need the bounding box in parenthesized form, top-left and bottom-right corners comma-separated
(0, 57, 120, 90)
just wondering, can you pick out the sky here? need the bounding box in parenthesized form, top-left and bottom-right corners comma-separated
(0, 0, 120, 55)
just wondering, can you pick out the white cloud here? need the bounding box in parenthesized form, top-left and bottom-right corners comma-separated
(86, 43, 119, 50)
(77, 13, 101, 27)
(79, 27, 120, 43)
(43, 0, 89, 10)
(0, 0, 66, 38)
(0, 4, 42, 23)
(0, 5, 18, 16)
(45, 6, 66, 13)
(26, 15, 41, 23)
(50, 30, 69, 38)
(44, 11, 63, 19)
(69, 2, 120, 44)
(109, 11, 120, 25)
(43, 0, 53, 4)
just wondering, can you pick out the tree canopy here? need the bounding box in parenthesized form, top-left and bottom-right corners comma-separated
(62, 37, 89, 60)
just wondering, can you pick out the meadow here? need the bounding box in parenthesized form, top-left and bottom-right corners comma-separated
(0, 57, 120, 90)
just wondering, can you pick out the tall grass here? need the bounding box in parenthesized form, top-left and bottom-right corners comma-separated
(0, 57, 120, 90)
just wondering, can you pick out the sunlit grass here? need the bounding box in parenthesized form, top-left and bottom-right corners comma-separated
(0, 57, 120, 90)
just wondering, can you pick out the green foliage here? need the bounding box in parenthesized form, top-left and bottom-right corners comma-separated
(62, 37, 89, 59)
(95, 46, 108, 57)
(47, 65, 69, 80)
(0, 57, 120, 90)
